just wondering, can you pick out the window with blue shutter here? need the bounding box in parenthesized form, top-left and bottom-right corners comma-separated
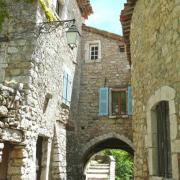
(128, 85, 132, 115)
(99, 87, 109, 116)
(62, 71, 73, 106)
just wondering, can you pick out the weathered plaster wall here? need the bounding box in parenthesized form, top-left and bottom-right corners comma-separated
(130, 0, 180, 179)
(77, 29, 132, 171)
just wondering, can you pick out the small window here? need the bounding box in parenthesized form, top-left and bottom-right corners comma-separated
(111, 90, 127, 115)
(85, 40, 101, 63)
(90, 44, 99, 60)
(119, 45, 125, 52)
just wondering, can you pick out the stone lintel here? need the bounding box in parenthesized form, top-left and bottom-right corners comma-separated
(0, 128, 23, 143)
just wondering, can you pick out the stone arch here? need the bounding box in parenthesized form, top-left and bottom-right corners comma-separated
(146, 86, 179, 179)
(81, 132, 134, 172)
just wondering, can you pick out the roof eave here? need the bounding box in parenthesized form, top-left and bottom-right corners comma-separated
(76, 0, 93, 19)
(120, 0, 138, 65)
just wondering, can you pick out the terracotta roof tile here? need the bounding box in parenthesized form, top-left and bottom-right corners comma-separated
(76, 0, 93, 19)
(120, 0, 137, 64)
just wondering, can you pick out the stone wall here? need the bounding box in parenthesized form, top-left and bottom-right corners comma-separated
(0, 0, 84, 179)
(76, 27, 132, 172)
(130, 0, 180, 179)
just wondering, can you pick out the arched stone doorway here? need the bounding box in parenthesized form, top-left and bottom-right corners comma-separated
(146, 86, 179, 179)
(80, 133, 134, 179)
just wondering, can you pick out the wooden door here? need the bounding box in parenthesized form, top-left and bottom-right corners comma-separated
(0, 142, 12, 180)
(156, 101, 172, 178)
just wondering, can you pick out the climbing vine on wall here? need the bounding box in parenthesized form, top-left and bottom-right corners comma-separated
(0, 0, 34, 31)
(15, 0, 34, 3)
(0, 0, 57, 32)
(0, 0, 8, 31)
(39, 0, 57, 21)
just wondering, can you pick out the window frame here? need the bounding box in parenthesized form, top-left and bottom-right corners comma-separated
(146, 86, 179, 179)
(62, 69, 73, 107)
(109, 88, 128, 117)
(85, 40, 101, 63)
(89, 43, 99, 60)
(119, 45, 125, 53)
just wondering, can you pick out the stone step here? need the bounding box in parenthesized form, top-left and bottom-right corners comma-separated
(86, 169, 109, 174)
(89, 164, 109, 166)
(88, 167, 109, 170)
(86, 173, 109, 178)
(89, 165, 109, 169)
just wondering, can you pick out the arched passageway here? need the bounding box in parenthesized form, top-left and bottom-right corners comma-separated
(80, 133, 134, 180)
(83, 137, 134, 167)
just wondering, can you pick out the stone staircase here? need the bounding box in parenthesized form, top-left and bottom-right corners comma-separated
(85, 160, 110, 180)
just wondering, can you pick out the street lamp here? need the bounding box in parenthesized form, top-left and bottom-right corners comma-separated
(39, 18, 80, 50)
(0, 19, 81, 50)
(66, 22, 80, 50)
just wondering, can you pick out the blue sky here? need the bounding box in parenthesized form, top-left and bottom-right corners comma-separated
(85, 0, 126, 35)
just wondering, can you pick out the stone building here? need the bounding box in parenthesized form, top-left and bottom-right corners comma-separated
(75, 25, 134, 177)
(2, 0, 178, 179)
(121, 0, 180, 179)
(0, 0, 92, 179)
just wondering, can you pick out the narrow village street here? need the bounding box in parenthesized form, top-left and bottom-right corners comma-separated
(0, 0, 179, 180)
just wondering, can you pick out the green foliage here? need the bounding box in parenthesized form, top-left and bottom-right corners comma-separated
(0, 0, 8, 31)
(103, 149, 134, 180)
(15, 0, 34, 2)
(0, 0, 35, 31)
(0, 0, 57, 31)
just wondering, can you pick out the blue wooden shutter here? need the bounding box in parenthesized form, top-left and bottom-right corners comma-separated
(63, 71, 68, 104)
(67, 74, 73, 106)
(128, 85, 132, 115)
(99, 87, 109, 116)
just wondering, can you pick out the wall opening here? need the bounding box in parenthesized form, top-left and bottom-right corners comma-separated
(82, 137, 134, 180)
(146, 86, 179, 179)
(36, 136, 43, 180)
(85, 149, 133, 180)
(36, 136, 50, 180)
(0, 142, 13, 180)
(155, 101, 172, 178)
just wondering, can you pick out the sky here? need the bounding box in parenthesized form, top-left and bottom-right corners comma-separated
(85, 0, 126, 35)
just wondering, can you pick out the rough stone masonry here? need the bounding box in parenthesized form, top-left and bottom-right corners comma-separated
(0, 0, 92, 179)
(121, 0, 180, 179)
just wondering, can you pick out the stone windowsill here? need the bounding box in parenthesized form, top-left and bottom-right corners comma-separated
(85, 58, 101, 63)
(98, 114, 130, 120)
(109, 114, 129, 119)
(61, 103, 70, 109)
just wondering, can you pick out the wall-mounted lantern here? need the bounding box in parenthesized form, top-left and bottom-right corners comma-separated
(40, 18, 80, 50)
(0, 19, 81, 50)
(66, 21, 80, 49)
